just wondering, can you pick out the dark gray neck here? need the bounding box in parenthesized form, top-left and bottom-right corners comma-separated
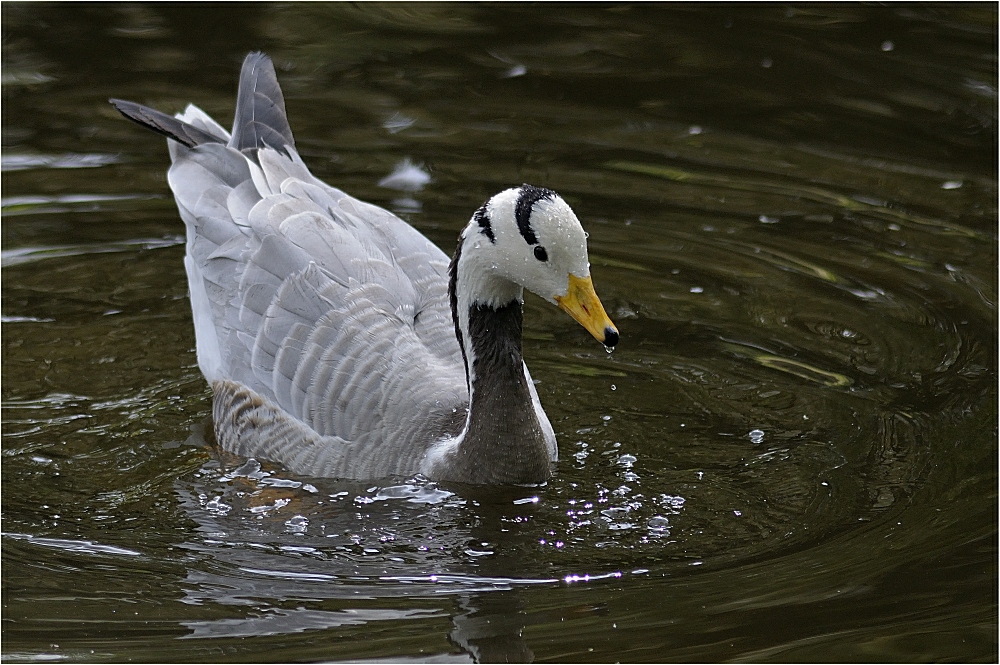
(450, 301, 551, 484)
(446, 237, 551, 483)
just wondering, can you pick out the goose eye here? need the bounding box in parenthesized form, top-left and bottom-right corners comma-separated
(533, 245, 548, 262)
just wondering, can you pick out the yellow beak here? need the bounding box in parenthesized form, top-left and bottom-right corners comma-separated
(555, 273, 619, 347)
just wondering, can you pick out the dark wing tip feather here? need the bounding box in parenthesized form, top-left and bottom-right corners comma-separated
(230, 52, 296, 158)
(109, 98, 224, 148)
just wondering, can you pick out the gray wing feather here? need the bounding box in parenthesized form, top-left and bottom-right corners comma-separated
(174, 143, 464, 476)
(120, 53, 465, 478)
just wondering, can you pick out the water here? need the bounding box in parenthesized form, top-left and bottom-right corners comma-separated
(3, 4, 996, 662)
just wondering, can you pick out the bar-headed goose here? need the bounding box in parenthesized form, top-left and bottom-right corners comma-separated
(111, 53, 618, 484)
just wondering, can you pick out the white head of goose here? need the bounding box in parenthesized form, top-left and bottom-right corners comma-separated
(111, 52, 618, 484)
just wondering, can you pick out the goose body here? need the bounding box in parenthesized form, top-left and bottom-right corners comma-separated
(112, 53, 617, 484)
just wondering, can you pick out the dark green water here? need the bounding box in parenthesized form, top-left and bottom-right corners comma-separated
(2, 4, 996, 662)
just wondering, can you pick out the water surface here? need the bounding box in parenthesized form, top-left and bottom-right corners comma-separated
(2, 4, 996, 662)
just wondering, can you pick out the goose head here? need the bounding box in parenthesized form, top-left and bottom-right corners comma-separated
(453, 184, 618, 348)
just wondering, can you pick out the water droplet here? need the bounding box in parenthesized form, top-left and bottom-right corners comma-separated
(611, 384, 617, 391)
(941, 180, 962, 190)
(761, 57, 773, 68)
(604, 345, 614, 354)
(749, 428, 765, 444)
(881, 40, 894, 52)
(690, 286, 703, 293)
(602, 415, 612, 421)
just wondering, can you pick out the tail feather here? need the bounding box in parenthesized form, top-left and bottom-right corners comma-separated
(110, 52, 294, 158)
(230, 52, 296, 158)
(109, 98, 225, 148)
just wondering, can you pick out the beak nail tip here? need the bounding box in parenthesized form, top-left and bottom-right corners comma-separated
(603, 327, 619, 347)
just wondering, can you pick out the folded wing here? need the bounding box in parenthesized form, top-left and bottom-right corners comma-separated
(113, 53, 467, 477)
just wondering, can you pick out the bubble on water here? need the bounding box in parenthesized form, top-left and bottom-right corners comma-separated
(221, 458, 268, 481)
(749, 428, 765, 444)
(647, 516, 670, 532)
(205, 496, 231, 516)
(617, 454, 637, 467)
(353, 483, 456, 505)
(659, 494, 686, 512)
(285, 514, 309, 534)
(250, 498, 290, 514)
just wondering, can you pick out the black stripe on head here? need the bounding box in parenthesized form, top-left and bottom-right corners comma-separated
(514, 184, 556, 246)
(473, 203, 495, 243)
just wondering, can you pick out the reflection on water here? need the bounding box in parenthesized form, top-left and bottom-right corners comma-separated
(2, 3, 996, 663)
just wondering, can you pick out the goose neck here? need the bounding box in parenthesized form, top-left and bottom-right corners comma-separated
(444, 240, 551, 483)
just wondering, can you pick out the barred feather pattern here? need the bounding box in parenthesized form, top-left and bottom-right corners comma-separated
(139, 56, 471, 478)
